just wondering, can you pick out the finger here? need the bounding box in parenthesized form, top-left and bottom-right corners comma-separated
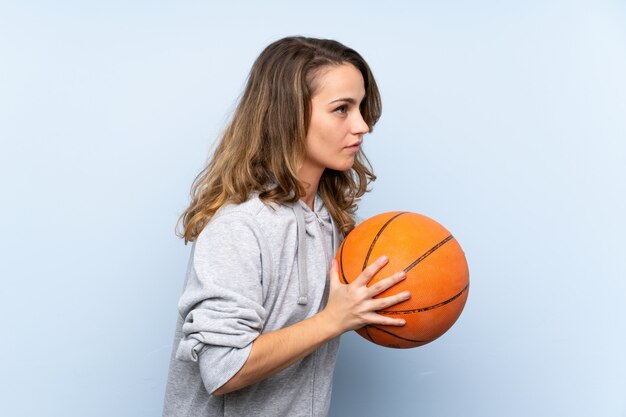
(353, 256, 389, 287)
(365, 313, 406, 327)
(366, 271, 407, 297)
(369, 290, 411, 311)
(328, 259, 344, 290)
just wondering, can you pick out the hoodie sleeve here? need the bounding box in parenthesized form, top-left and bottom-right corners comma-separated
(175, 211, 268, 394)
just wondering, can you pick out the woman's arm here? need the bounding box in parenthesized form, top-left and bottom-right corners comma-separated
(213, 255, 409, 395)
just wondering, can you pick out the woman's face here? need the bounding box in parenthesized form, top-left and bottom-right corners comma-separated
(302, 63, 370, 176)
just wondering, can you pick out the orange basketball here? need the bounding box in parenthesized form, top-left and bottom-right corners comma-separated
(336, 211, 469, 349)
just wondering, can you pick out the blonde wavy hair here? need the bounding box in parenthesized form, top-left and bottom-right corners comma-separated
(178, 36, 382, 243)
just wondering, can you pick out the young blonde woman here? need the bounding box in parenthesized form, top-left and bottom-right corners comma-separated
(162, 36, 410, 417)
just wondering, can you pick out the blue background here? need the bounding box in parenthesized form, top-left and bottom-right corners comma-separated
(1, 1, 625, 416)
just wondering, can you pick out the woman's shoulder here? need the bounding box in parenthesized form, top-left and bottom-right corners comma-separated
(198, 194, 292, 240)
(213, 193, 285, 221)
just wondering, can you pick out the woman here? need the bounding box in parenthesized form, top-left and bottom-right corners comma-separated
(162, 35, 410, 417)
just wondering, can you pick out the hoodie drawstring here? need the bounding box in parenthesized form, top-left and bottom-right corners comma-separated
(292, 202, 309, 305)
(291, 199, 340, 306)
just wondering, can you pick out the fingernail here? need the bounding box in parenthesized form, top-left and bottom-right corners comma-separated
(398, 271, 406, 279)
(380, 256, 388, 263)
(399, 319, 406, 325)
(402, 291, 410, 298)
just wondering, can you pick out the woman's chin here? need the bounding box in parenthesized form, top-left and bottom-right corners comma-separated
(329, 157, 356, 172)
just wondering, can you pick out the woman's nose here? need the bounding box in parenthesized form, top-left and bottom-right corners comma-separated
(352, 111, 370, 135)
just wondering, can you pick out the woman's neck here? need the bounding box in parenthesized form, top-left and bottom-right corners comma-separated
(297, 164, 324, 211)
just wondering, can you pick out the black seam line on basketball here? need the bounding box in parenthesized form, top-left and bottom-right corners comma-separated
(402, 234, 455, 273)
(368, 325, 429, 343)
(379, 283, 469, 315)
(362, 212, 409, 271)
(339, 240, 349, 285)
(364, 326, 374, 342)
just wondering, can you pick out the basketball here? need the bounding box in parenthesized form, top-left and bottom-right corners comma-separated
(336, 212, 469, 348)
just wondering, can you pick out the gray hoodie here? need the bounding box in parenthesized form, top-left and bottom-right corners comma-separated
(162, 192, 342, 417)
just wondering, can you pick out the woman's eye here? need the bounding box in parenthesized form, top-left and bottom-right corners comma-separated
(335, 105, 348, 114)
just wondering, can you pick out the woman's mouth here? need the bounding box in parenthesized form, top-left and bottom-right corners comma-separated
(345, 141, 362, 152)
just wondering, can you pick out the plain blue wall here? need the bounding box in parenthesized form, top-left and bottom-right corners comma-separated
(1, 1, 625, 416)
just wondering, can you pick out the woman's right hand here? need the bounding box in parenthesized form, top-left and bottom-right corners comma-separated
(320, 255, 410, 336)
